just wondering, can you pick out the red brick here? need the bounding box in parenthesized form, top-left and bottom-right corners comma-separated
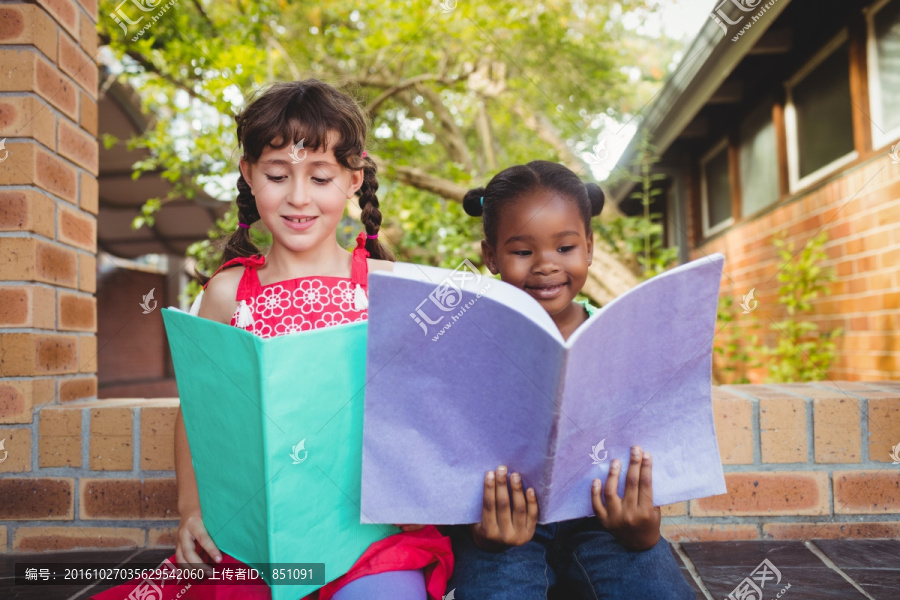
(0, 285, 55, 328)
(78, 332, 97, 373)
(58, 118, 98, 173)
(36, 240, 78, 287)
(814, 397, 861, 462)
(661, 502, 687, 517)
(691, 472, 830, 516)
(79, 88, 97, 136)
(0, 428, 32, 472)
(58, 31, 97, 98)
(80, 478, 178, 520)
(149, 527, 177, 547)
(58, 205, 96, 251)
(0, 379, 53, 423)
(760, 396, 807, 463)
(79, 252, 96, 292)
(79, 12, 98, 57)
(0, 190, 55, 237)
(36, 0, 80, 37)
(34, 53, 79, 120)
(869, 397, 900, 462)
(834, 470, 900, 514)
(13, 526, 144, 551)
(141, 406, 177, 470)
(58, 291, 96, 331)
(90, 406, 133, 470)
(661, 524, 759, 542)
(59, 375, 96, 402)
(0, 5, 57, 59)
(713, 394, 754, 464)
(39, 406, 82, 467)
(0, 95, 55, 149)
(36, 146, 79, 203)
(0, 478, 74, 519)
(764, 521, 900, 539)
(0, 333, 78, 375)
(80, 170, 98, 214)
(77, 0, 99, 22)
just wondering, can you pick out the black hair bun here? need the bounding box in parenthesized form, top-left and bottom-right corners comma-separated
(586, 183, 605, 217)
(463, 188, 486, 217)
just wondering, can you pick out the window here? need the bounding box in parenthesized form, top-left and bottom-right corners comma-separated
(785, 31, 857, 191)
(701, 139, 733, 237)
(867, 0, 900, 147)
(739, 102, 780, 217)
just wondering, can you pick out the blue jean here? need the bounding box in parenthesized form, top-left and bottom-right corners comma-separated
(447, 518, 696, 599)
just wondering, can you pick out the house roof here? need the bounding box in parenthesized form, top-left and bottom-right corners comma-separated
(98, 76, 229, 258)
(609, 0, 794, 206)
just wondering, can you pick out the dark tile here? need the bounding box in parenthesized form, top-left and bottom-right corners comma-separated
(682, 541, 868, 599)
(669, 545, 705, 599)
(814, 540, 900, 599)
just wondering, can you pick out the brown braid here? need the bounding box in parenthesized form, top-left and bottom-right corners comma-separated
(355, 155, 394, 261)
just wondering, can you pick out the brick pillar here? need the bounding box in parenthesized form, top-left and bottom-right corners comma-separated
(0, 0, 100, 549)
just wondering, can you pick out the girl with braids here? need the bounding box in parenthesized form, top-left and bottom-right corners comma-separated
(448, 161, 695, 599)
(92, 80, 452, 600)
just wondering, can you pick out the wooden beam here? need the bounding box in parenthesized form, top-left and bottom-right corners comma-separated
(679, 116, 710, 139)
(708, 80, 743, 105)
(749, 28, 792, 55)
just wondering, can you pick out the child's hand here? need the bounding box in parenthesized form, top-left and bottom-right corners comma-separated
(591, 446, 661, 551)
(469, 465, 539, 552)
(394, 524, 426, 532)
(176, 507, 222, 571)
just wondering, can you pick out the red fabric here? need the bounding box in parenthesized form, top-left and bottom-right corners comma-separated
(92, 232, 453, 599)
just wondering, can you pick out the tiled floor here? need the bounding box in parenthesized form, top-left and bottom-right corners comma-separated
(1, 540, 898, 599)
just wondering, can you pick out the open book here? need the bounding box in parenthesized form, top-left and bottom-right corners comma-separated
(360, 255, 727, 525)
(160, 309, 397, 599)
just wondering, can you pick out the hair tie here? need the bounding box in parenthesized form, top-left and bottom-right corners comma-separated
(480, 196, 484, 207)
(362, 151, 368, 158)
(366, 233, 378, 239)
(238, 222, 250, 229)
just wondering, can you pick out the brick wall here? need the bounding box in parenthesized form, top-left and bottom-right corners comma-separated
(697, 154, 900, 381)
(0, 0, 101, 548)
(0, 382, 897, 551)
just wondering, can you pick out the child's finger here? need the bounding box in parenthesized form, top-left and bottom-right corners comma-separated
(638, 451, 654, 507)
(509, 472, 528, 533)
(178, 530, 203, 567)
(604, 459, 623, 512)
(591, 478, 608, 521)
(191, 521, 222, 564)
(623, 446, 643, 506)
(494, 466, 513, 530)
(525, 487, 539, 532)
(480, 470, 498, 530)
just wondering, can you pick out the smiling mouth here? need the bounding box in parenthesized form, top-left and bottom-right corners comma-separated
(283, 216, 316, 223)
(526, 282, 568, 299)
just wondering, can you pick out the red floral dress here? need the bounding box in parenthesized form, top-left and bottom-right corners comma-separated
(91, 233, 453, 600)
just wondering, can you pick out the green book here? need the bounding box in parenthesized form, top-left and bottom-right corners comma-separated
(161, 308, 397, 599)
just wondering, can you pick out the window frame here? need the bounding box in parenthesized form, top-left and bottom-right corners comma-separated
(784, 29, 859, 193)
(738, 99, 780, 218)
(700, 137, 734, 238)
(865, 0, 900, 150)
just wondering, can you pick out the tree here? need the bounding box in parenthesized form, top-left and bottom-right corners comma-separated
(99, 0, 678, 300)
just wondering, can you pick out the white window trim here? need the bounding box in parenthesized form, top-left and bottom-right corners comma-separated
(866, 0, 900, 150)
(784, 29, 859, 193)
(700, 138, 734, 238)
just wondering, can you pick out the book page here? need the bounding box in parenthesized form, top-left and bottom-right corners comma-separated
(361, 268, 567, 524)
(547, 255, 727, 521)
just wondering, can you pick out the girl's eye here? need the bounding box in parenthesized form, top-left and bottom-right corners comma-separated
(512, 250, 532, 256)
(558, 246, 576, 253)
(312, 177, 333, 185)
(265, 175, 286, 183)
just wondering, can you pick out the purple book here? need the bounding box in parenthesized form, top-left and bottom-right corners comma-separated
(361, 255, 727, 525)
